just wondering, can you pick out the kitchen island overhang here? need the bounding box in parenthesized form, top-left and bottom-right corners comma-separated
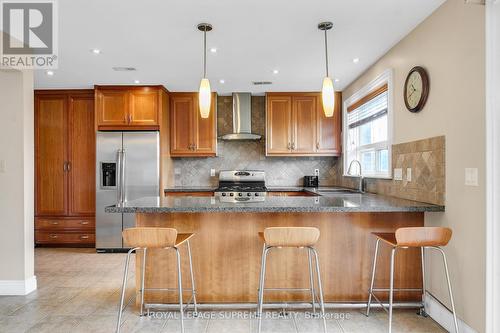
(106, 194, 444, 304)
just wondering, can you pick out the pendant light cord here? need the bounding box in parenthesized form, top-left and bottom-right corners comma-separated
(324, 29, 329, 77)
(203, 27, 207, 78)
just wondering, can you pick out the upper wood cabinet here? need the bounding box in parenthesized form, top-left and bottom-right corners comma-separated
(266, 92, 342, 156)
(170, 92, 217, 157)
(95, 86, 165, 130)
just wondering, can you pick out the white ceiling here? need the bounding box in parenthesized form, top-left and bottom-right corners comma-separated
(34, 0, 445, 94)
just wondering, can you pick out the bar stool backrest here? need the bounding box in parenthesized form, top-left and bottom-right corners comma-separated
(264, 227, 320, 247)
(395, 227, 452, 247)
(123, 227, 178, 248)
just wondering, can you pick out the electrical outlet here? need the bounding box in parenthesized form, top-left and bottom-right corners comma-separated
(210, 169, 216, 177)
(314, 169, 319, 177)
(406, 168, 412, 182)
(394, 168, 403, 181)
(465, 168, 479, 186)
(0, 160, 5, 173)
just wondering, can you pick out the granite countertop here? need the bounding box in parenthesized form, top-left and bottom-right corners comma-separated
(164, 186, 353, 194)
(106, 193, 445, 214)
(164, 186, 217, 192)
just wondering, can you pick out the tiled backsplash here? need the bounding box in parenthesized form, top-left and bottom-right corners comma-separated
(336, 136, 445, 205)
(172, 96, 339, 187)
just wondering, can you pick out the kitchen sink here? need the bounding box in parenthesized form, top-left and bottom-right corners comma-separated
(316, 188, 362, 194)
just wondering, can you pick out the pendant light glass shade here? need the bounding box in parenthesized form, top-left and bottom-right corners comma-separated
(318, 22, 335, 118)
(199, 78, 211, 118)
(197, 23, 212, 119)
(321, 77, 335, 117)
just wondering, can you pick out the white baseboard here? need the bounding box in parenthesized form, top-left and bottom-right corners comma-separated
(0, 276, 37, 295)
(425, 292, 476, 333)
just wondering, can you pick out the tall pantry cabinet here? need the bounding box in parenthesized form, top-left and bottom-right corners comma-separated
(34, 90, 95, 246)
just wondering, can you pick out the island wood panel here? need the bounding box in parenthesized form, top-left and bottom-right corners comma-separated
(134, 212, 423, 304)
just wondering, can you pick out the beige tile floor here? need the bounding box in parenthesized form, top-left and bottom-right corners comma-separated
(0, 248, 446, 333)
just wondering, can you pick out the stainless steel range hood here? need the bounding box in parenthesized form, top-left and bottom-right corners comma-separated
(220, 93, 262, 140)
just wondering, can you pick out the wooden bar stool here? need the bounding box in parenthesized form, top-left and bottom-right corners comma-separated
(116, 227, 197, 333)
(366, 227, 458, 333)
(257, 227, 325, 333)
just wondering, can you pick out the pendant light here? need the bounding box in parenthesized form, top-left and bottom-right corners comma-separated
(197, 23, 212, 119)
(318, 22, 335, 118)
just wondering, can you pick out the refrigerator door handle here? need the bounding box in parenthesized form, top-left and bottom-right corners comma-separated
(121, 149, 126, 203)
(116, 149, 123, 204)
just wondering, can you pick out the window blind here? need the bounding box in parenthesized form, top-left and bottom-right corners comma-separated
(347, 85, 388, 129)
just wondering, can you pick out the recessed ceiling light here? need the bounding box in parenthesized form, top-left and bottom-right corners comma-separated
(134, 80, 140, 84)
(91, 48, 101, 54)
(210, 47, 217, 53)
(46, 70, 54, 76)
(272, 69, 279, 74)
(353, 58, 360, 64)
(112, 67, 136, 71)
(334, 78, 340, 83)
(219, 79, 225, 84)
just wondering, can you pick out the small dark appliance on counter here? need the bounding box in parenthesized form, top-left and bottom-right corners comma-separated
(303, 175, 319, 188)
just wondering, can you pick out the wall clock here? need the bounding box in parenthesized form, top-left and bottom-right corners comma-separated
(404, 66, 429, 113)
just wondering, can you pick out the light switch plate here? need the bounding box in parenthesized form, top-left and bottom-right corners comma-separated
(314, 169, 319, 177)
(210, 169, 216, 177)
(406, 168, 412, 182)
(394, 168, 403, 181)
(0, 160, 5, 173)
(465, 168, 479, 186)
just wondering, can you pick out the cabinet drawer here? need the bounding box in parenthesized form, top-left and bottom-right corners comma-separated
(35, 218, 95, 230)
(35, 231, 95, 244)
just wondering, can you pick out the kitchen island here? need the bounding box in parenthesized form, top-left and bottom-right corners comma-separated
(106, 193, 444, 304)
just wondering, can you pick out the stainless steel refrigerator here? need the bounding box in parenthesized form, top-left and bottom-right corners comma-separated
(96, 131, 159, 252)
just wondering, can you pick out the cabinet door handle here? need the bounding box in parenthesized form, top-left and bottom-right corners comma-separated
(292, 142, 296, 150)
(67, 161, 71, 172)
(129, 114, 133, 123)
(287, 142, 291, 150)
(49, 234, 58, 239)
(63, 162, 67, 172)
(80, 235, 89, 240)
(316, 142, 320, 150)
(124, 114, 128, 123)
(50, 221, 59, 225)
(80, 221, 89, 225)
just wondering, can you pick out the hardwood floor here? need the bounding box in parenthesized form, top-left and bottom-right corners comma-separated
(0, 248, 446, 332)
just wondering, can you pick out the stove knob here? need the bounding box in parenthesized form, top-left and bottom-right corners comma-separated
(221, 193, 226, 197)
(255, 193, 260, 197)
(247, 193, 252, 196)
(230, 193, 234, 197)
(238, 193, 243, 197)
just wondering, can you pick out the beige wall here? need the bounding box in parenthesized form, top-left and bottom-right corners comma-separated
(0, 69, 36, 293)
(342, 0, 485, 331)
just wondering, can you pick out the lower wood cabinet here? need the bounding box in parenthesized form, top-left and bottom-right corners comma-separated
(266, 92, 342, 156)
(35, 217, 95, 246)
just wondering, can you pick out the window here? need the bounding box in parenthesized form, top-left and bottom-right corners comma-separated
(343, 70, 392, 178)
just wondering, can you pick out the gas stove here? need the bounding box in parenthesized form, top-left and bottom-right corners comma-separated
(215, 170, 267, 202)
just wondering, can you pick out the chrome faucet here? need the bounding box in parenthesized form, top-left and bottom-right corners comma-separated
(347, 159, 364, 193)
